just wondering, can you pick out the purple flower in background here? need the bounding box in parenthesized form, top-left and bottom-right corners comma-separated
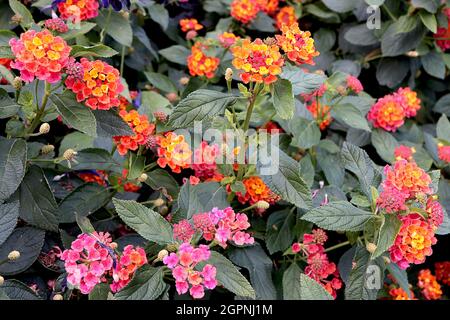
(100, 0, 131, 11)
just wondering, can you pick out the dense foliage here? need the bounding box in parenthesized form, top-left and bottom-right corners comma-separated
(0, 0, 450, 301)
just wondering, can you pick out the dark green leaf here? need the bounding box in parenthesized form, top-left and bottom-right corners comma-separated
(290, 118, 321, 149)
(332, 103, 371, 132)
(0, 90, 19, 119)
(114, 266, 166, 300)
(0, 138, 27, 201)
(272, 79, 294, 120)
(148, 4, 169, 30)
(9, 0, 34, 28)
(372, 214, 401, 259)
(145, 168, 180, 200)
(62, 148, 120, 171)
(93, 109, 134, 137)
(96, 10, 133, 47)
(159, 45, 190, 65)
(144, 72, 177, 93)
(266, 209, 296, 254)
(281, 65, 326, 95)
(421, 51, 445, 79)
(71, 44, 118, 58)
(371, 129, 399, 163)
(0, 201, 19, 246)
(0, 280, 41, 300)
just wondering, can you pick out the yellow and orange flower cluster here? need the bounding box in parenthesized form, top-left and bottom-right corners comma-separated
(417, 269, 443, 300)
(275, 6, 297, 30)
(236, 176, 280, 207)
(57, 0, 99, 22)
(388, 287, 415, 300)
(156, 132, 192, 174)
(65, 58, 124, 110)
(396, 87, 421, 118)
(306, 100, 332, 130)
(231, 38, 284, 84)
(276, 23, 319, 65)
(179, 18, 203, 32)
(9, 29, 71, 84)
(259, 0, 279, 15)
(231, 0, 261, 24)
(113, 110, 155, 156)
(219, 32, 240, 48)
(187, 42, 220, 79)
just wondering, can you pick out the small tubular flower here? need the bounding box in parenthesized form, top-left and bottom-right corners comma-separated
(231, 38, 284, 84)
(179, 18, 203, 32)
(65, 58, 124, 110)
(9, 29, 71, 83)
(275, 23, 319, 65)
(219, 32, 240, 48)
(236, 176, 280, 207)
(113, 110, 155, 156)
(0, 58, 12, 85)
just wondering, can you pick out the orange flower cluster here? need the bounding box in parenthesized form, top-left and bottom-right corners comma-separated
(9, 29, 71, 83)
(236, 176, 280, 207)
(231, 38, 284, 84)
(187, 42, 220, 79)
(113, 110, 155, 156)
(156, 132, 192, 174)
(78, 170, 107, 186)
(390, 213, 437, 269)
(65, 58, 124, 110)
(219, 32, 240, 48)
(275, 6, 297, 30)
(367, 87, 421, 132)
(179, 18, 203, 32)
(388, 287, 415, 300)
(435, 262, 450, 286)
(306, 100, 332, 130)
(417, 269, 442, 300)
(259, 0, 279, 15)
(57, 0, 99, 22)
(276, 23, 319, 65)
(231, 0, 260, 24)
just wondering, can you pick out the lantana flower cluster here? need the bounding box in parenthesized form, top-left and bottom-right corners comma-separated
(291, 229, 342, 298)
(156, 132, 192, 174)
(417, 269, 443, 300)
(438, 143, 450, 163)
(162, 243, 217, 299)
(56, 0, 99, 22)
(434, 8, 450, 51)
(367, 87, 421, 132)
(60, 232, 147, 294)
(65, 58, 124, 110)
(173, 207, 255, 248)
(235, 176, 280, 208)
(9, 29, 71, 83)
(191, 141, 223, 182)
(187, 42, 220, 79)
(275, 23, 319, 65)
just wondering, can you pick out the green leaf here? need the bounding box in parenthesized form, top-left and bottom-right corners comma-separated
(19, 166, 58, 232)
(437, 114, 450, 141)
(61, 22, 96, 41)
(148, 4, 169, 30)
(0, 90, 20, 119)
(412, 0, 439, 13)
(208, 250, 256, 299)
(434, 93, 450, 116)
(280, 65, 326, 95)
(266, 209, 296, 254)
(144, 168, 180, 200)
(0, 30, 16, 46)
(419, 11, 437, 33)
(159, 45, 190, 65)
(0, 46, 13, 59)
(127, 154, 145, 180)
(381, 22, 426, 57)
(345, 245, 385, 300)
(290, 118, 321, 149)
(394, 15, 418, 34)
(76, 214, 95, 234)
(61, 148, 119, 171)
(8, 0, 34, 29)
(71, 44, 118, 58)
(332, 103, 371, 132)
(89, 283, 111, 300)
(96, 10, 133, 47)
(93, 109, 134, 138)
(177, 182, 228, 220)
(168, 90, 237, 129)
(229, 244, 276, 299)
(0, 227, 45, 275)
(344, 24, 379, 46)
(371, 129, 399, 163)
(272, 79, 294, 120)
(376, 58, 409, 88)
(113, 199, 173, 244)
(114, 266, 166, 300)
(371, 214, 401, 259)
(59, 183, 114, 223)
(302, 201, 374, 232)
(248, 12, 275, 33)
(282, 263, 302, 300)
(386, 263, 412, 299)
(0, 64, 13, 84)
(322, 0, 360, 12)
(144, 72, 178, 94)
(341, 142, 378, 199)
(421, 51, 445, 79)
(50, 93, 97, 137)
(0, 280, 41, 300)
(258, 148, 312, 210)
(0, 138, 27, 202)
(299, 273, 334, 300)
(0, 201, 19, 246)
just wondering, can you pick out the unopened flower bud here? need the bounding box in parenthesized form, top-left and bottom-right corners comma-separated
(13, 77, 22, 90)
(153, 111, 168, 122)
(110, 242, 118, 250)
(63, 148, 77, 161)
(336, 85, 347, 95)
(225, 68, 233, 81)
(179, 77, 190, 86)
(314, 70, 325, 75)
(160, 205, 169, 215)
(8, 250, 20, 261)
(39, 123, 50, 135)
(165, 92, 178, 103)
(53, 294, 63, 300)
(0, 275, 4, 286)
(157, 249, 169, 261)
(154, 198, 164, 207)
(186, 30, 198, 40)
(166, 243, 178, 252)
(41, 144, 55, 154)
(145, 135, 158, 149)
(366, 243, 377, 254)
(11, 14, 23, 25)
(138, 173, 148, 182)
(406, 51, 419, 58)
(383, 256, 391, 264)
(255, 200, 270, 210)
(121, 11, 130, 20)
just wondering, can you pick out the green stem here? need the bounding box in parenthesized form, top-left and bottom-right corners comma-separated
(99, 8, 112, 44)
(324, 240, 351, 253)
(27, 82, 51, 136)
(382, 4, 397, 21)
(120, 46, 126, 76)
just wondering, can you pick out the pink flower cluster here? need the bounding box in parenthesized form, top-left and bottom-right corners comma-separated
(346, 75, 363, 93)
(438, 143, 450, 163)
(173, 207, 254, 248)
(394, 145, 415, 161)
(60, 233, 114, 294)
(191, 142, 223, 181)
(291, 229, 342, 298)
(44, 18, 69, 33)
(163, 243, 217, 299)
(61, 233, 148, 294)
